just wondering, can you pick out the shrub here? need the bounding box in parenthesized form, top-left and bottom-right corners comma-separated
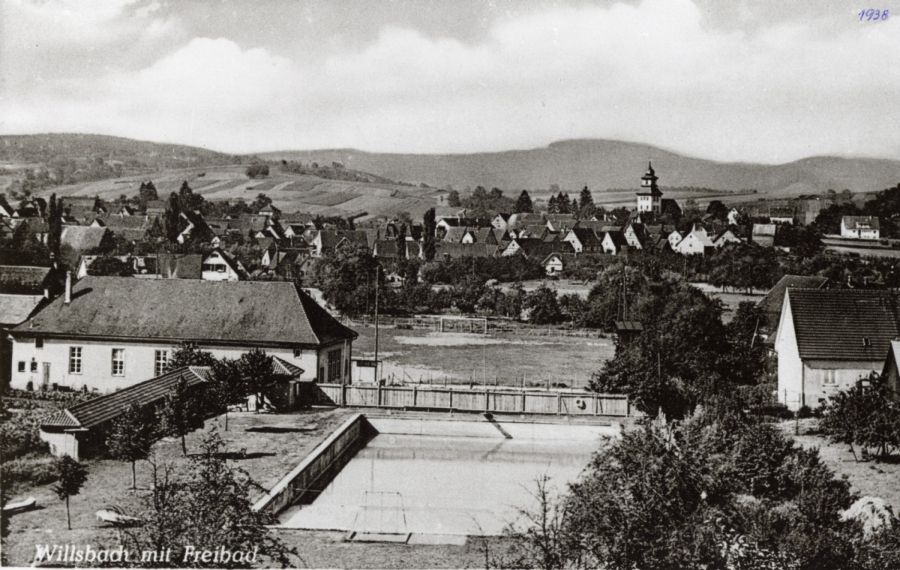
(0, 455, 58, 490)
(820, 373, 900, 461)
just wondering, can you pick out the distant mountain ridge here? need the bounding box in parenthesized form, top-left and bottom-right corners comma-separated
(3, 134, 899, 200)
(261, 139, 900, 197)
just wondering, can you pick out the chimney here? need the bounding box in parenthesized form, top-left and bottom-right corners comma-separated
(64, 271, 72, 304)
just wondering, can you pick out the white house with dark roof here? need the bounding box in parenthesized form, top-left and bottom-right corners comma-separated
(840, 216, 880, 240)
(775, 288, 899, 410)
(9, 276, 357, 394)
(201, 249, 245, 281)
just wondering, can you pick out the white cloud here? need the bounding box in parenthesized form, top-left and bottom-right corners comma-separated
(2, 0, 899, 162)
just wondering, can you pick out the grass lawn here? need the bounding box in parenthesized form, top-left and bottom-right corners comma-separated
(3, 409, 352, 567)
(785, 420, 900, 513)
(353, 326, 614, 388)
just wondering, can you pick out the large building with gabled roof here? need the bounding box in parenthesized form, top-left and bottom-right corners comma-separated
(9, 276, 357, 394)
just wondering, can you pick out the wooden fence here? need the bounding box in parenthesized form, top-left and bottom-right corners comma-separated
(314, 383, 630, 417)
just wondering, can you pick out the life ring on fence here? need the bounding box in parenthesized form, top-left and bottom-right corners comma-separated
(574, 398, 587, 410)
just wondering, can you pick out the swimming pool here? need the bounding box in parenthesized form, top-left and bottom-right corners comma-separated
(277, 418, 613, 536)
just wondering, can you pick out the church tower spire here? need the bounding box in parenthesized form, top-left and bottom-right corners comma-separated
(636, 162, 663, 214)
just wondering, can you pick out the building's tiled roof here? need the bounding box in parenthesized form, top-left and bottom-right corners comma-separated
(435, 242, 498, 259)
(0, 265, 52, 293)
(759, 275, 829, 323)
(465, 227, 496, 244)
(569, 227, 602, 248)
(42, 367, 212, 430)
(155, 253, 202, 279)
(0, 293, 45, 326)
(272, 356, 304, 377)
(786, 288, 899, 361)
(61, 226, 109, 251)
(441, 226, 469, 243)
(603, 230, 629, 248)
(510, 238, 559, 258)
(373, 239, 401, 258)
(14, 276, 357, 347)
(842, 216, 880, 230)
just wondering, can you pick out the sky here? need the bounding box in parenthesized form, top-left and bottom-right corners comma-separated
(1, 0, 898, 163)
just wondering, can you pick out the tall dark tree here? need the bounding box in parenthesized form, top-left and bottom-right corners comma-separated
(548, 194, 559, 214)
(423, 208, 436, 261)
(138, 180, 159, 208)
(53, 456, 87, 530)
(107, 404, 158, 489)
(394, 223, 407, 260)
(163, 193, 181, 244)
(515, 190, 534, 213)
(447, 190, 461, 207)
(47, 193, 63, 259)
(578, 186, 595, 218)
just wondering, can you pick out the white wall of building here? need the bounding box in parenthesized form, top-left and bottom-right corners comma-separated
(10, 336, 351, 393)
(201, 251, 240, 281)
(775, 297, 804, 410)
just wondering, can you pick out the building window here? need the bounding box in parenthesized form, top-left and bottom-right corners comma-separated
(111, 348, 125, 376)
(823, 370, 836, 385)
(35, 337, 43, 348)
(327, 349, 342, 382)
(293, 348, 302, 358)
(30, 360, 38, 373)
(17, 361, 25, 373)
(69, 346, 83, 374)
(154, 350, 169, 376)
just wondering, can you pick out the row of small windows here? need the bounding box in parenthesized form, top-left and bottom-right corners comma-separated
(19, 349, 169, 377)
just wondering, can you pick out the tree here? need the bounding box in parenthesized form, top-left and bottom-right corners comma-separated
(163, 193, 181, 243)
(208, 359, 248, 431)
(820, 373, 900, 461)
(515, 190, 534, 213)
(578, 186, 594, 218)
(87, 255, 135, 276)
(447, 190, 461, 207)
(311, 241, 383, 316)
(423, 208, 436, 261)
(165, 343, 219, 371)
(121, 432, 298, 568)
(590, 279, 732, 418)
(251, 193, 272, 212)
(47, 193, 63, 259)
(138, 181, 158, 207)
(107, 404, 158, 489)
(525, 286, 562, 324)
(813, 203, 862, 235)
(159, 378, 205, 455)
(54, 456, 87, 530)
(246, 164, 270, 179)
(237, 349, 280, 412)
(706, 200, 729, 221)
(510, 410, 859, 570)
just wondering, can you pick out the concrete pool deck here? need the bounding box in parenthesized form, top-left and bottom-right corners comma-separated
(258, 412, 617, 542)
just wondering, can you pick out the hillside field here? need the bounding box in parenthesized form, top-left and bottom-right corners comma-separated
(30, 165, 445, 221)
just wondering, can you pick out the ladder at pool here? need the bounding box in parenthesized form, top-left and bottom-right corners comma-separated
(350, 491, 409, 536)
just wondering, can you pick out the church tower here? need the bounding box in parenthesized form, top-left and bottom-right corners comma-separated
(636, 162, 663, 214)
